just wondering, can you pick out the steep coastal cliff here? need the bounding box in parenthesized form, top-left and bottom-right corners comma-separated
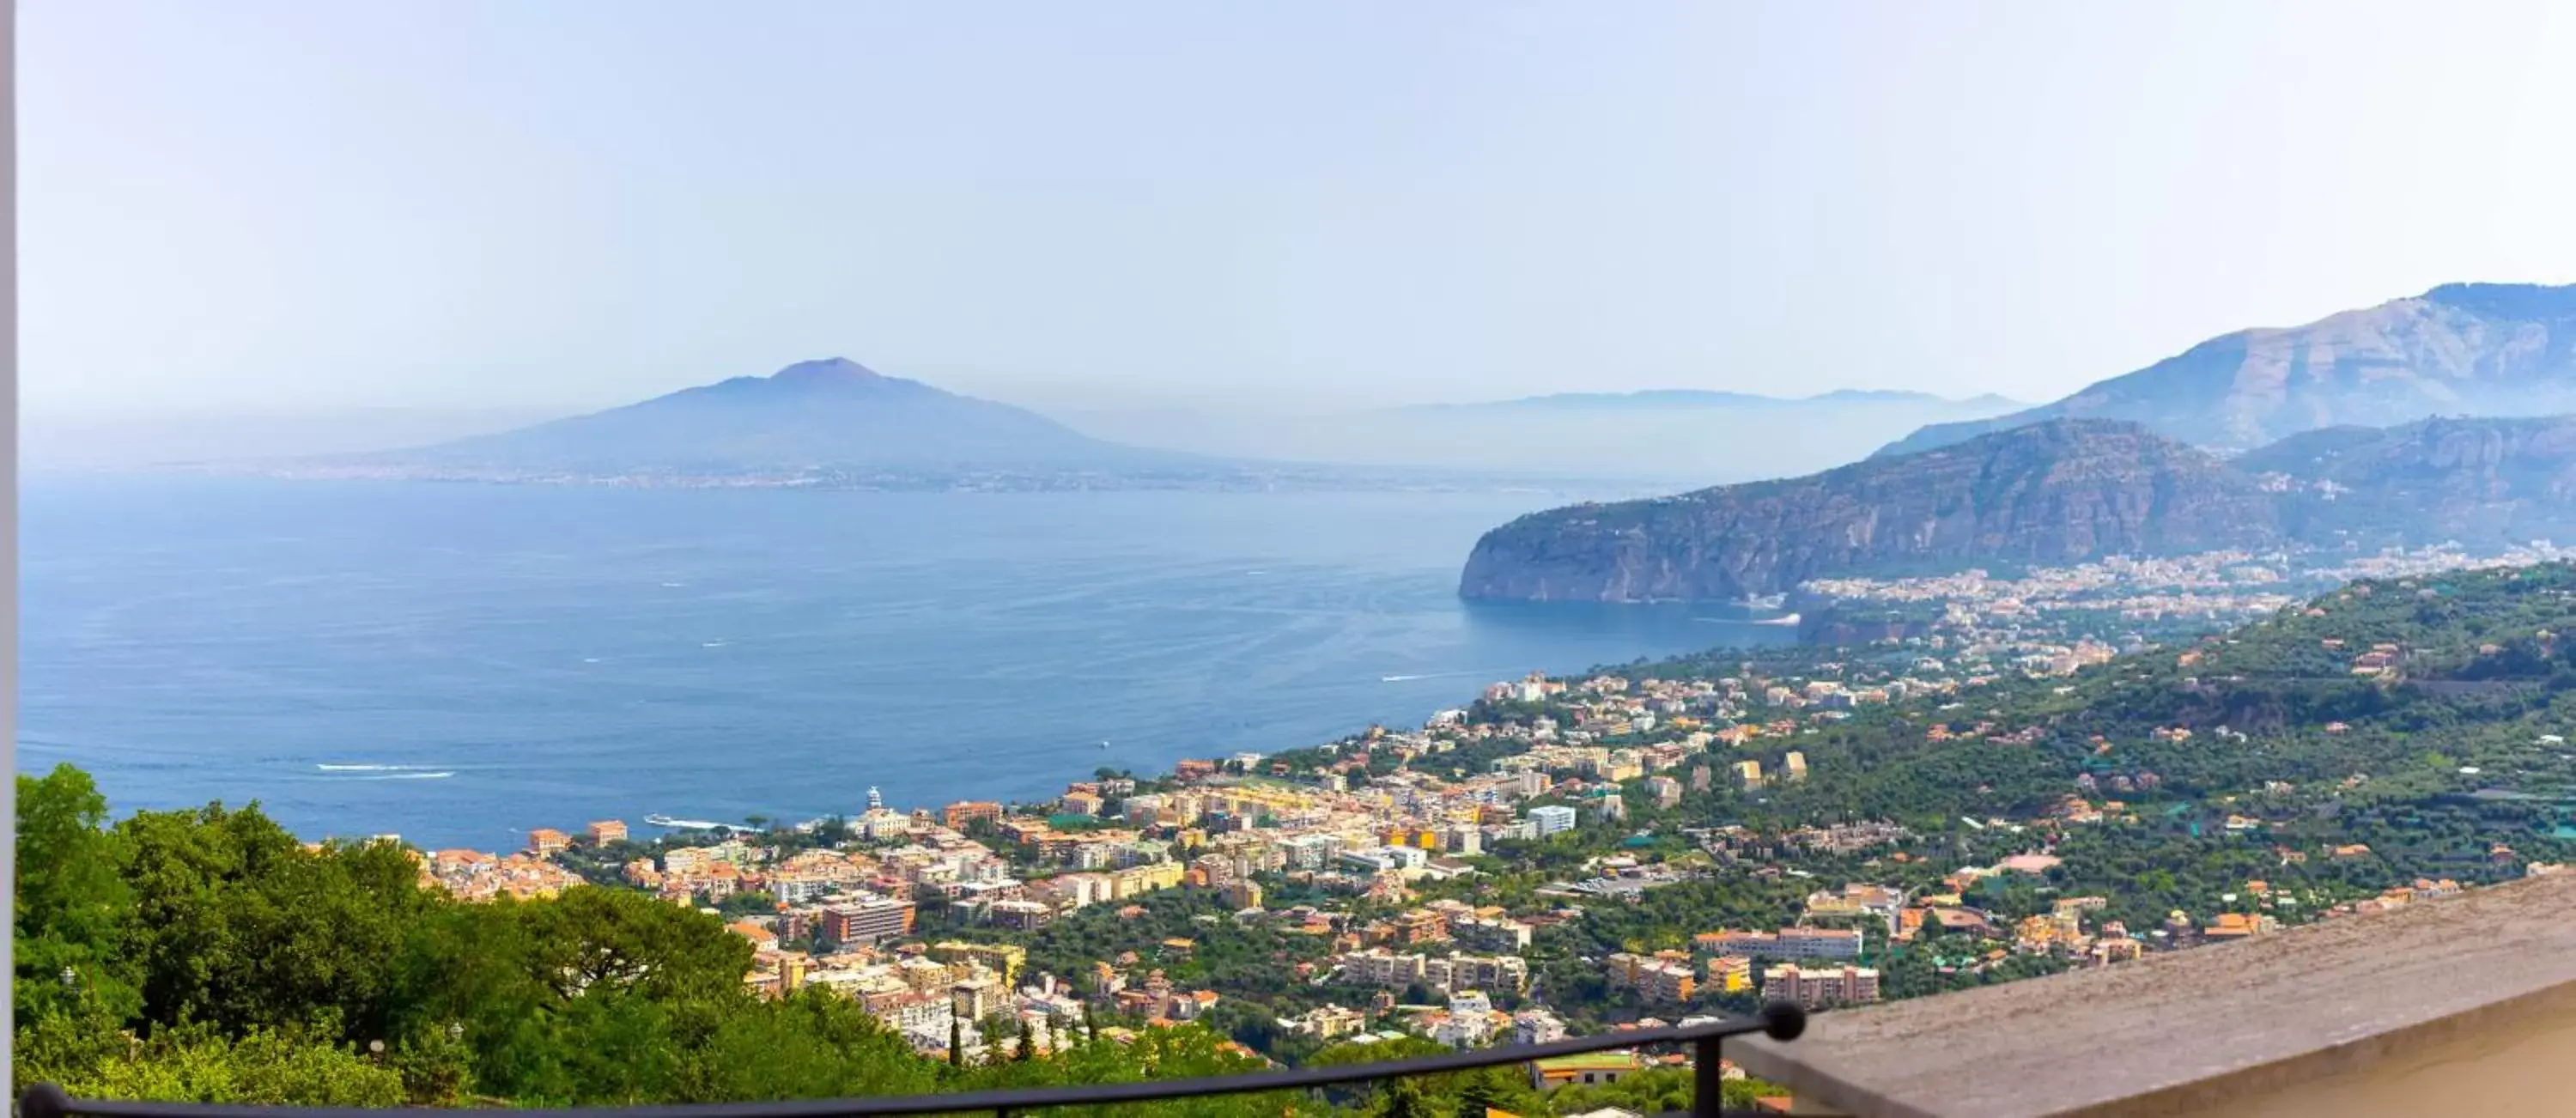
(1459, 420, 2275, 602)
(1463, 412, 2576, 604)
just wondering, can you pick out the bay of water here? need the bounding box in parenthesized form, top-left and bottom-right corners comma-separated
(20, 477, 1791, 849)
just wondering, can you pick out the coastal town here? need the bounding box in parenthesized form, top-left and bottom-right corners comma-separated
(380, 544, 2576, 1109)
(1801, 540, 2576, 639)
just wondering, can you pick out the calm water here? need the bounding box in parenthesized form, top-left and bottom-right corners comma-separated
(20, 477, 1791, 849)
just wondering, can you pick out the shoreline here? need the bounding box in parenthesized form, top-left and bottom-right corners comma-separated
(28, 625, 1800, 852)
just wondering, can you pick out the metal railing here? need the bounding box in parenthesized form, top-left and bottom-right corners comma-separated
(21, 1002, 1805, 1118)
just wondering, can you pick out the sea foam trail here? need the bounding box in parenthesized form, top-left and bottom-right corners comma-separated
(317, 763, 443, 772)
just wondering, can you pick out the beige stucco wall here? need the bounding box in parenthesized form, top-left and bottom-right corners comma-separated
(1732, 871, 2576, 1118)
(2189, 1003, 2576, 1118)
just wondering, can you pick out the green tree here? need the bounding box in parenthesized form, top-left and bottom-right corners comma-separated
(508, 884, 755, 1006)
(19, 1018, 404, 1107)
(679, 990, 939, 1103)
(15, 765, 140, 1023)
(395, 887, 751, 1104)
(117, 801, 433, 1044)
(1455, 1077, 1498, 1118)
(386, 1026, 477, 1107)
(1375, 1078, 1433, 1118)
(716, 890, 780, 918)
(1036, 1024, 1305, 1117)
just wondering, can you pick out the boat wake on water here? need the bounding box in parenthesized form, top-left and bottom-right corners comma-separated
(1693, 612, 1801, 626)
(314, 763, 459, 781)
(315, 763, 456, 781)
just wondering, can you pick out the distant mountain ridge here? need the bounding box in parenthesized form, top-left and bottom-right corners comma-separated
(373, 358, 1180, 474)
(1876, 283, 2576, 459)
(1461, 412, 2576, 603)
(1062, 386, 2026, 483)
(374, 364, 2026, 487)
(1412, 388, 2022, 412)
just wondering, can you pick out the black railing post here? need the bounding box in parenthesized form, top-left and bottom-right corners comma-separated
(1692, 1034, 1724, 1118)
(21, 1082, 73, 1118)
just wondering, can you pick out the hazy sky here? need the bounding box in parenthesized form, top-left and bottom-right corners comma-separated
(23, 1, 2576, 421)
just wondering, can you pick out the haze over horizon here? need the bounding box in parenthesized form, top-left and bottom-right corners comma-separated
(21, 1, 2576, 459)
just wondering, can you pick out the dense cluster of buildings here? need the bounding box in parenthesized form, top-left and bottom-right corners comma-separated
(1335, 948, 1531, 995)
(417, 845, 584, 901)
(1806, 544, 2576, 644)
(394, 640, 2213, 1054)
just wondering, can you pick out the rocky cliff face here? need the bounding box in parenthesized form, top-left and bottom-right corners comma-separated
(2245, 415, 2576, 545)
(1878, 283, 2576, 458)
(1459, 420, 2278, 602)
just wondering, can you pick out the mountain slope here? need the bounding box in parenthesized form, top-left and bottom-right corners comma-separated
(2245, 414, 2576, 546)
(1459, 419, 2275, 602)
(382, 358, 1175, 473)
(1413, 388, 2020, 412)
(1877, 283, 2576, 459)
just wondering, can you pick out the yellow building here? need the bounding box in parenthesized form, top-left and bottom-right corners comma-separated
(1734, 760, 1765, 789)
(1111, 860, 1186, 899)
(1385, 827, 1441, 850)
(928, 941, 1026, 987)
(527, 828, 571, 857)
(1708, 954, 1753, 993)
(1211, 785, 1311, 817)
(896, 956, 959, 993)
(952, 975, 1004, 1024)
(1221, 878, 1265, 910)
(1607, 951, 1697, 1002)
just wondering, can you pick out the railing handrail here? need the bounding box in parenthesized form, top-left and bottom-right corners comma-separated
(21, 1003, 1805, 1118)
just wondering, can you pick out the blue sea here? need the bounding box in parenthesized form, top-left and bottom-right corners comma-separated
(19, 477, 1792, 849)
